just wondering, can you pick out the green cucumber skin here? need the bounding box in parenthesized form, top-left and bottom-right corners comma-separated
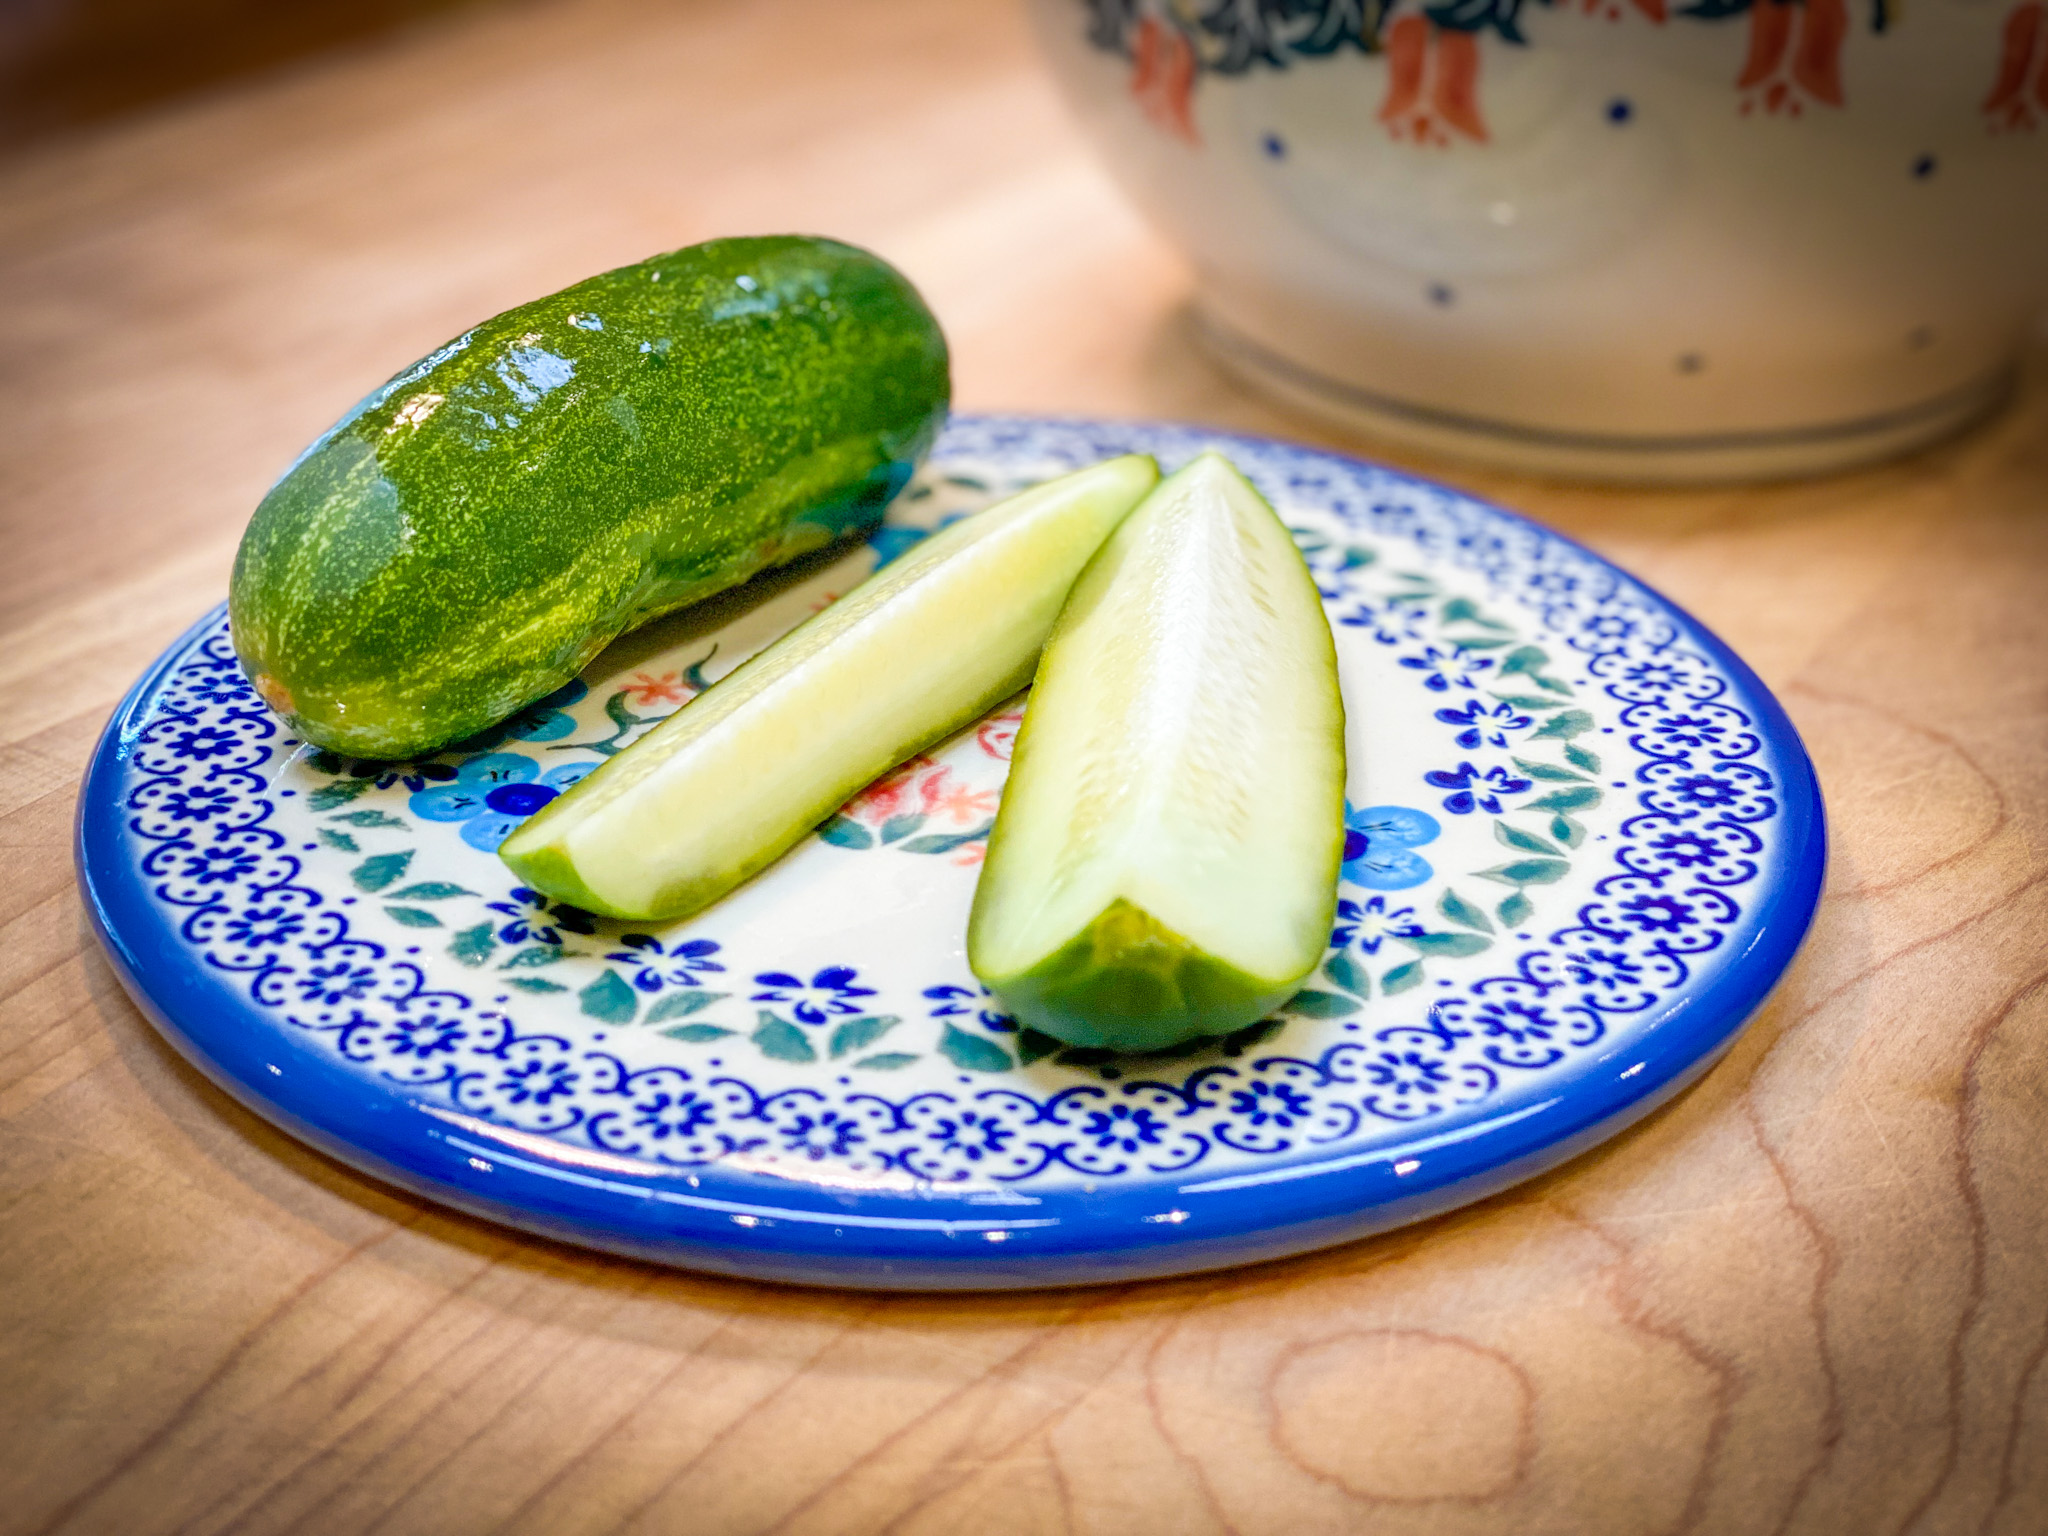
(986, 898, 1297, 1052)
(228, 235, 949, 759)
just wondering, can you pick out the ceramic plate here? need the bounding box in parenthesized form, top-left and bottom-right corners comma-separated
(78, 416, 1824, 1289)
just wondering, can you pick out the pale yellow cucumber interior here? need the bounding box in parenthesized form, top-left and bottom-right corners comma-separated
(968, 452, 1346, 991)
(501, 454, 1159, 919)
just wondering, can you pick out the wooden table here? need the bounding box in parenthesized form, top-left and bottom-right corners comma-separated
(4, 2, 2045, 1531)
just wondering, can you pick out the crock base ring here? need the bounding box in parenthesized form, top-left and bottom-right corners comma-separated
(1198, 315, 2013, 487)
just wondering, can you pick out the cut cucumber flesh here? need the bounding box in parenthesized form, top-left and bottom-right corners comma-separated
(967, 452, 1346, 1051)
(500, 454, 1160, 920)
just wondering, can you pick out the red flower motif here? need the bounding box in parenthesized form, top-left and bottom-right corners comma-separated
(1985, 2, 2048, 131)
(620, 671, 692, 707)
(929, 779, 999, 827)
(841, 755, 940, 823)
(976, 705, 1025, 762)
(1737, 0, 1848, 117)
(1378, 18, 1488, 146)
(1131, 14, 1200, 144)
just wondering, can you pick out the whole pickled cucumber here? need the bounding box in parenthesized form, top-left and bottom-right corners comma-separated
(229, 235, 949, 758)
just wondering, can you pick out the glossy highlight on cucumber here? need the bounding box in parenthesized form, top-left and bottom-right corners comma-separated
(229, 235, 949, 759)
(968, 452, 1347, 1051)
(500, 455, 1160, 921)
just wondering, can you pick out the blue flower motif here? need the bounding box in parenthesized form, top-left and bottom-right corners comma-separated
(168, 724, 241, 761)
(382, 1013, 466, 1058)
(1644, 829, 1724, 868)
(444, 679, 590, 752)
(495, 1055, 578, 1106)
(296, 962, 376, 1006)
(1399, 644, 1494, 693)
(1475, 1000, 1555, 1046)
(1082, 1103, 1164, 1153)
(1364, 1050, 1451, 1096)
(751, 965, 877, 1025)
(219, 904, 304, 949)
(1423, 761, 1533, 816)
(1618, 659, 1689, 692)
(1229, 1079, 1312, 1129)
(1614, 893, 1698, 933)
(782, 1110, 865, 1160)
(409, 753, 596, 851)
(1335, 601, 1425, 645)
(487, 886, 596, 946)
(606, 934, 725, 992)
(1330, 895, 1425, 955)
(184, 672, 251, 707)
(923, 982, 1014, 1033)
(1663, 772, 1740, 809)
(1641, 711, 1729, 752)
(159, 783, 237, 822)
(931, 1108, 1013, 1162)
(1433, 698, 1532, 751)
(179, 840, 261, 886)
(1562, 946, 1642, 995)
(632, 1088, 714, 1141)
(1341, 803, 1439, 890)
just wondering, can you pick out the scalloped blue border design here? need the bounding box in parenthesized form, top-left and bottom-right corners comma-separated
(76, 415, 1824, 1289)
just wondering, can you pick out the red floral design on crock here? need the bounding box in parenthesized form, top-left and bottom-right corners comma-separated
(1736, 0, 1849, 117)
(1378, 18, 1488, 145)
(1985, 3, 2048, 131)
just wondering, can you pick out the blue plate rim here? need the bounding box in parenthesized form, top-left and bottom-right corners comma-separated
(75, 414, 1826, 1290)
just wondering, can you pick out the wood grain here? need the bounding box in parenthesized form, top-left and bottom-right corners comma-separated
(3, 1, 2045, 1531)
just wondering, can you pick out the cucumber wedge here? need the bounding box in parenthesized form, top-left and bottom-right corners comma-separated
(967, 453, 1346, 1051)
(500, 455, 1160, 920)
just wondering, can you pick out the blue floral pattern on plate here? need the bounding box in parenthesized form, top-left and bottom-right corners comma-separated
(77, 415, 1824, 1289)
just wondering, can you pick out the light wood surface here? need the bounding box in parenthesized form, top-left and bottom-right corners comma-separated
(4, 2, 2046, 1532)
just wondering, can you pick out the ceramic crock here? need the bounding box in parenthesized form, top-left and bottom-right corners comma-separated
(1031, 0, 2048, 481)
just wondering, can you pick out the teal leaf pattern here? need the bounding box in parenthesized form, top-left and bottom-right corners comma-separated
(1495, 821, 1563, 856)
(307, 778, 374, 810)
(1321, 951, 1372, 998)
(1285, 988, 1363, 1019)
(1530, 709, 1595, 741)
(1475, 859, 1571, 887)
(816, 815, 875, 850)
(645, 990, 726, 1024)
(752, 1011, 817, 1064)
(1396, 931, 1491, 959)
(663, 1023, 735, 1043)
(332, 810, 410, 829)
(383, 906, 441, 928)
(1524, 786, 1602, 814)
(1510, 757, 1590, 783)
(938, 1024, 1012, 1073)
(1437, 889, 1494, 933)
(579, 970, 638, 1025)
(447, 922, 495, 967)
(351, 851, 413, 891)
(829, 1015, 901, 1059)
(1382, 961, 1425, 995)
